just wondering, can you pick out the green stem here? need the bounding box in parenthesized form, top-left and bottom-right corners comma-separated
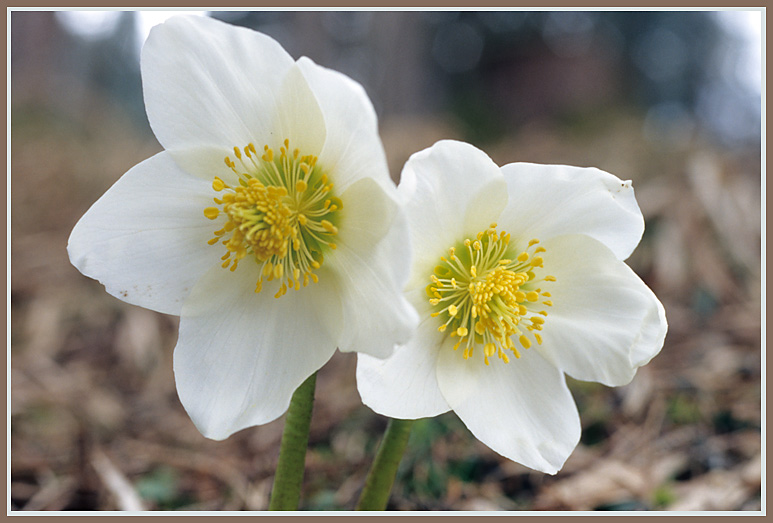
(268, 372, 317, 510)
(356, 418, 414, 511)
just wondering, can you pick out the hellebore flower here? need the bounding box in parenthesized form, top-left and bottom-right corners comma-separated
(68, 15, 417, 439)
(356, 140, 667, 474)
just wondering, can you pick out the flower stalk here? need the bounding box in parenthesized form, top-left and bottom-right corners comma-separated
(356, 418, 414, 511)
(268, 372, 317, 510)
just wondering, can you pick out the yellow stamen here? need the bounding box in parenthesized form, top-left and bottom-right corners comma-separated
(207, 138, 342, 297)
(426, 228, 554, 366)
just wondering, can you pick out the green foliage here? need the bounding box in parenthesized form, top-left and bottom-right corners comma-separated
(392, 416, 458, 503)
(666, 393, 703, 425)
(135, 466, 191, 510)
(449, 88, 505, 145)
(652, 483, 677, 508)
(305, 489, 340, 511)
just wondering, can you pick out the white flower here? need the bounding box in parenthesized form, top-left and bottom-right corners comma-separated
(67, 15, 417, 440)
(356, 140, 667, 474)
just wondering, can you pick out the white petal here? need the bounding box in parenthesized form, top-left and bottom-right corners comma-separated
(436, 345, 581, 474)
(67, 152, 221, 315)
(295, 56, 393, 193)
(336, 175, 399, 254)
(629, 290, 668, 369)
(499, 163, 644, 260)
(356, 316, 451, 419)
(399, 140, 508, 290)
(534, 234, 667, 387)
(141, 15, 294, 176)
(271, 62, 326, 157)
(173, 262, 341, 440)
(331, 201, 419, 359)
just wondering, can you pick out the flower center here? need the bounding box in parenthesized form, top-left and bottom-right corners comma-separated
(204, 139, 342, 298)
(427, 223, 555, 365)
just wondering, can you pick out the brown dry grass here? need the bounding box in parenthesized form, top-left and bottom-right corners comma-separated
(10, 89, 761, 511)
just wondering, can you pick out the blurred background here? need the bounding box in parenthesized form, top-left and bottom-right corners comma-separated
(10, 9, 762, 511)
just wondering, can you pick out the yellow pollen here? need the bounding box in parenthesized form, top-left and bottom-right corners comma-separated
(427, 227, 555, 366)
(206, 138, 341, 298)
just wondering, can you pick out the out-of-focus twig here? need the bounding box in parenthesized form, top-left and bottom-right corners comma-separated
(91, 448, 145, 511)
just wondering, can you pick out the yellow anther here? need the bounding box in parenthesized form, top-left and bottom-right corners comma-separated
(544, 275, 557, 282)
(528, 239, 539, 247)
(213, 177, 226, 191)
(526, 291, 540, 302)
(296, 180, 307, 192)
(517, 252, 529, 262)
(321, 220, 338, 234)
(233, 146, 242, 159)
(519, 335, 531, 349)
(203, 207, 220, 220)
(438, 324, 447, 332)
(534, 333, 543, 345)
(448, 305, 458, 316)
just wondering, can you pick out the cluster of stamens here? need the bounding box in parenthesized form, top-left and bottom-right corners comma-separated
(204, 139, 341, 298)
(427, 223, 555, 365)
